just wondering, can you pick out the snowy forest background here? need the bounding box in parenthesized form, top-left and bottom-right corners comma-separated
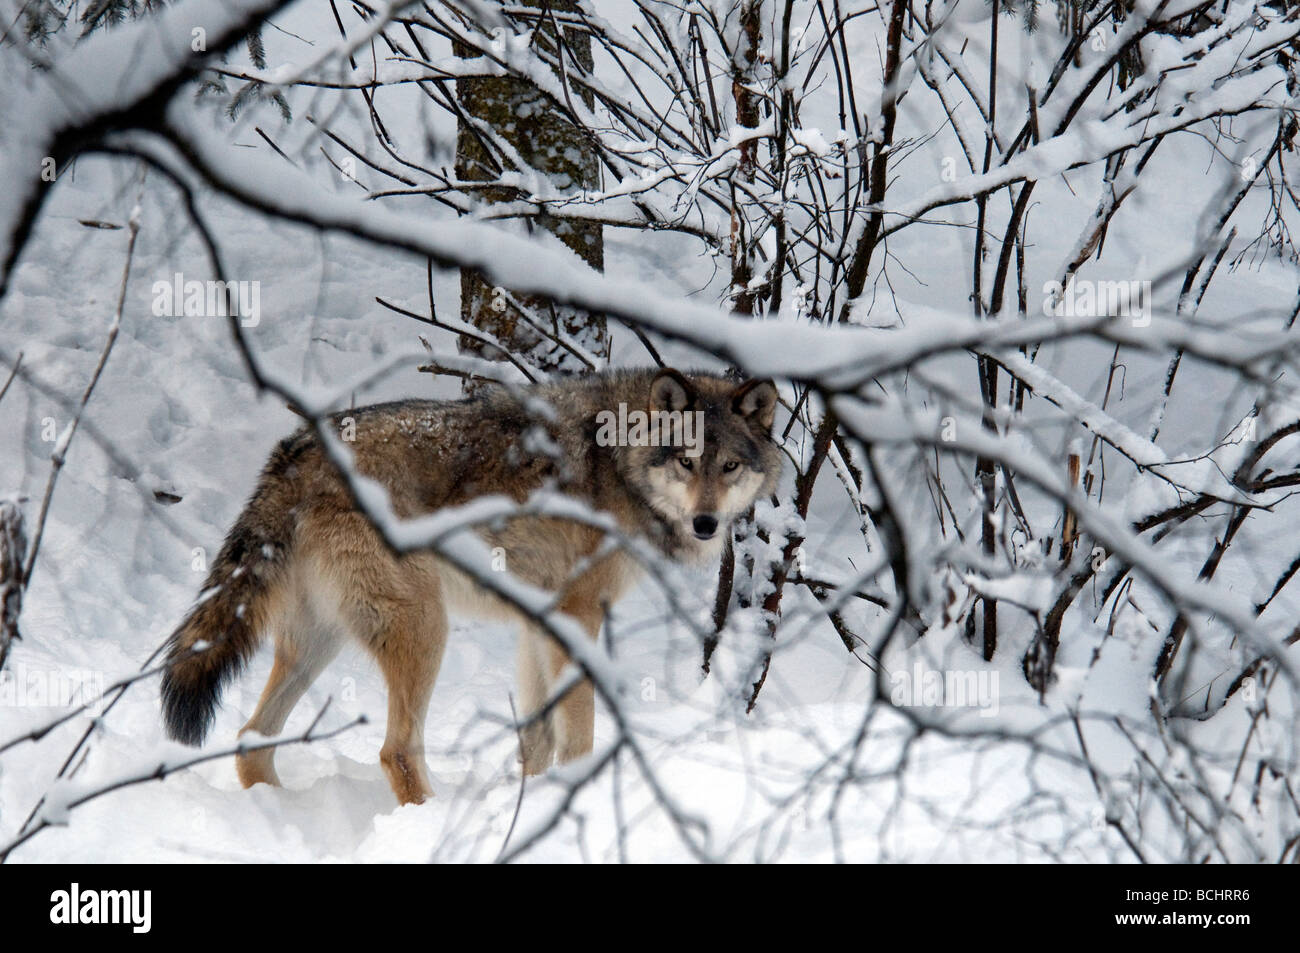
(2, 0, 1300, 862)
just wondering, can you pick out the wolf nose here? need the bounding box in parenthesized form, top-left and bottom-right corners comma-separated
(693, 514, 719, 539)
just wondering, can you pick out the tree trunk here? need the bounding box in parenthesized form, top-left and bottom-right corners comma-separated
(454, 1, 607, 378)
(0, 499, 26, 673)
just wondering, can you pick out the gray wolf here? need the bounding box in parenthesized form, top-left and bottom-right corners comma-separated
(160, 367, 780, 805)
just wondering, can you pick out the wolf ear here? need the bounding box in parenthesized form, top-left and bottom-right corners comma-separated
(732, 379, 778, 430)
(650, 369, 695, 412)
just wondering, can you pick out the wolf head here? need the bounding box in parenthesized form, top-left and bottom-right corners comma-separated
(621, 369, 782, 560)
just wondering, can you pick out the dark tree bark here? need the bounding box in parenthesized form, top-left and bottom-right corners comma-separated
(454, 1, 608, 378)
(0, 500, 27, 673)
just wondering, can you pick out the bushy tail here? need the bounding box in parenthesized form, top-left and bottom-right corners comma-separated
(161, 435, 309, 745)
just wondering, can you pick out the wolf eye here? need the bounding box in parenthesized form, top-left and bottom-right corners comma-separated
(677, 456, 693, 470)
(722, 460, 739, 473)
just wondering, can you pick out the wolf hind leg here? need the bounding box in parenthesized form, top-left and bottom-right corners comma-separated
(550, 609, 602, 765)
(525, 607, 603, 772)
(517, 626, 555, 776)
(303, 511, 448, 806)
(368, 599, 446, 805)
(236, 615, 341, 789)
